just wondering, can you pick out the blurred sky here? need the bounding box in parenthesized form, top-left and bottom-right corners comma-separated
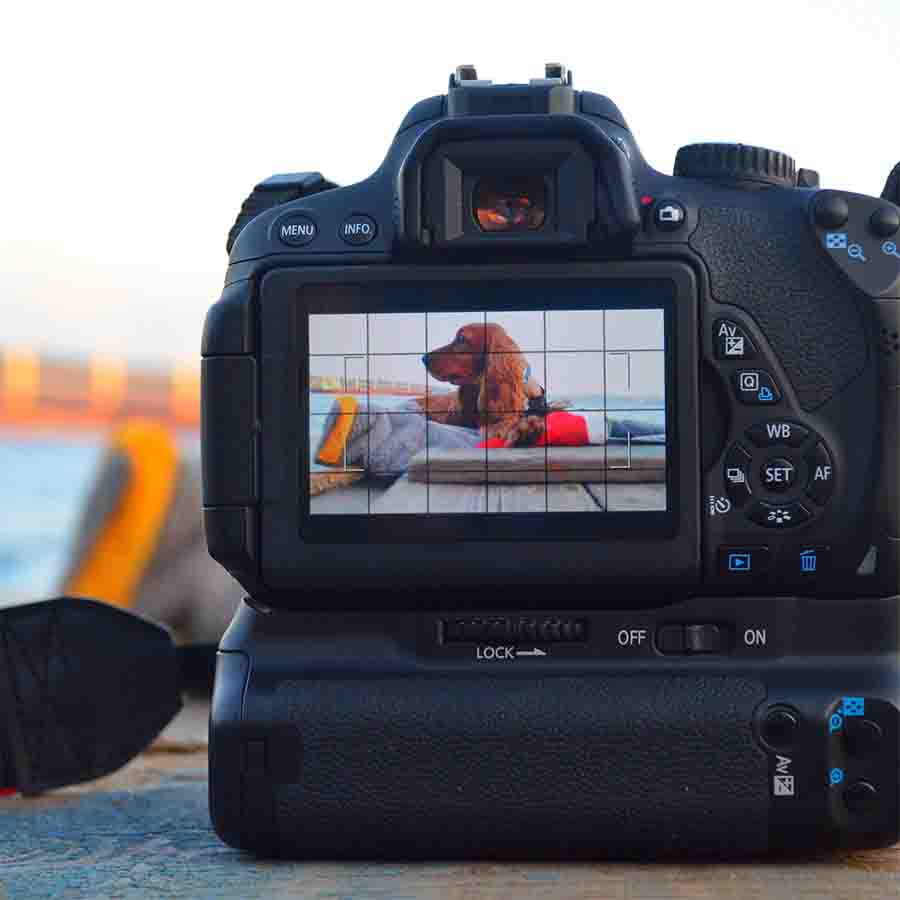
(3, 0, 900, 365)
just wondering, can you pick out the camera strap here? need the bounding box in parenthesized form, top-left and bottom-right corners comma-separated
(0, 597, 215, 796)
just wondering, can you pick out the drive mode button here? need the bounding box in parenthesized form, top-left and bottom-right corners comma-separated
(339, 214, 378, 246)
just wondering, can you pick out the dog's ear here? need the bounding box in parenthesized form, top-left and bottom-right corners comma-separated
(477, 326, 527, 423)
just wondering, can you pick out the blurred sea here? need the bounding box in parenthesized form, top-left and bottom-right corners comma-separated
(0, 436, 104, 605)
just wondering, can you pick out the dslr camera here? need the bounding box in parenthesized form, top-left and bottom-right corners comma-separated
(203, 65, 900, 858)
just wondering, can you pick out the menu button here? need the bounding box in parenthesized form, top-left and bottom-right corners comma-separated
(276, 213, 317, 247)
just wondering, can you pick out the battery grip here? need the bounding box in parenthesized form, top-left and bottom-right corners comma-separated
(209, 596, 900, 859)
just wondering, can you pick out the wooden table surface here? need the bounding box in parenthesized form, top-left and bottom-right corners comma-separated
(2, 701, 899, 899)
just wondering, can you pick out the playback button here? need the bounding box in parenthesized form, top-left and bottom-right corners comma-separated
(718, 546, 771, 576)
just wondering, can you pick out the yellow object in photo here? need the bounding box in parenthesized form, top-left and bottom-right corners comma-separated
(316, 395, 359, 465)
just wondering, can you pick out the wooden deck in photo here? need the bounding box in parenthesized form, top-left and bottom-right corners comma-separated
(311, 446, 666, 514)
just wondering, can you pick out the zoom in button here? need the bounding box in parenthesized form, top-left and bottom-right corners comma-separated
(733, 370, 781, 405)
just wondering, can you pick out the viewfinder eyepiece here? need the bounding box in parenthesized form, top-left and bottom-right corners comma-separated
(474, 175, 546, 232)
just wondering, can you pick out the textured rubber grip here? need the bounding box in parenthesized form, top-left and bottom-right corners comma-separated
(235, 674, 769, 859)
(690, 206, 869, 411)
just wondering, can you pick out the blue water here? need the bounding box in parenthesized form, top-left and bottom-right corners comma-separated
(0, 437, 105, 602)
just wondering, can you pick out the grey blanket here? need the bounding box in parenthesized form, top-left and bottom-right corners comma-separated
(315, 399, 665, 476)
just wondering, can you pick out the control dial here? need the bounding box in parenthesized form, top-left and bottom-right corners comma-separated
(675, 143, 796, 187)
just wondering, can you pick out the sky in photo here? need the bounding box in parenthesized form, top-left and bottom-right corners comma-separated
(309, 309, 665, 400)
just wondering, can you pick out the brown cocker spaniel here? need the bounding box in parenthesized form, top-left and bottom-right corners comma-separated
(417, 322, 548, 446)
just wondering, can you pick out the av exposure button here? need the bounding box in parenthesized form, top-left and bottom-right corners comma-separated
(723, 443, 752, 506)
(714, 319, 757, 360)
(275, 213, 317, 246)
(748, 500, 811, 528)
(718, 546, 771, 575)
(761, 706, 800, 750)
(760, 457, 797, 493)
(339, 213, 378, 246)
(746, 420, 809, 448)
(805, 441, 834, 504)
(733, 370, 781, 405)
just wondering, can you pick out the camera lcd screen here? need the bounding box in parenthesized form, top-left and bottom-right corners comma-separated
(306, 303, 668, 518)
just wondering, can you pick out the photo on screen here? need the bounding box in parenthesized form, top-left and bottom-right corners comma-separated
(307, 308, 667, 516)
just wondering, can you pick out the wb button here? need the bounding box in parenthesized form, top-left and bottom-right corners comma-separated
(718, 546, 771, 576)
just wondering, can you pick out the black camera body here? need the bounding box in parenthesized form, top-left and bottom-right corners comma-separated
(203, 66, 900, 857)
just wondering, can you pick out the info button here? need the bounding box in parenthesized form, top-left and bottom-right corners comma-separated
(339, 213, 378, 246)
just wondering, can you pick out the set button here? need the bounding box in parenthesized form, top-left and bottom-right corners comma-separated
(760, 457, 796, 493)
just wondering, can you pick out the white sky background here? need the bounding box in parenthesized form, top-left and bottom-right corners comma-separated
(2, 0, 899, 365)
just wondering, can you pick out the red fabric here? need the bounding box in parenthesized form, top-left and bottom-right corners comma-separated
(0, 788, 17, 797)
(478, 411, 589, 448)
